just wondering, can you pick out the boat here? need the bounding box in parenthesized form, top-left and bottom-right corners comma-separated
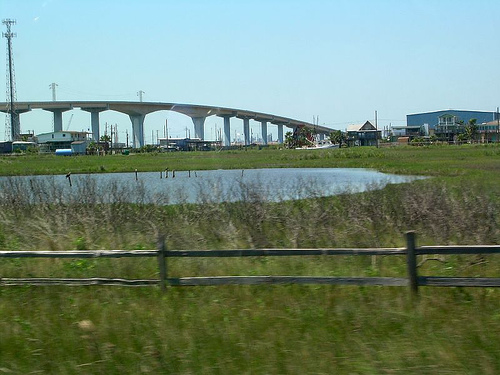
(296, 142, 339, 150)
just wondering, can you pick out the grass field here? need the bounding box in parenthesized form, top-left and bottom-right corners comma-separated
(1, 143, 500, 179)
(1, 144, 500, 374)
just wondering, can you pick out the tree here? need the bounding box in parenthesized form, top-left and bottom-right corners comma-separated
(87, 140, 97, 154)
(464, 118, 478, 143)
(329, 130, 347, 148)
(284, 131, 295, 149)
(100, 135, 111, 143)
(284, 127, 315, 149)
(457, 133, 467, 143)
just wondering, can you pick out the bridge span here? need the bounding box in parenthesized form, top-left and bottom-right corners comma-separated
(1, 101, 333, 147)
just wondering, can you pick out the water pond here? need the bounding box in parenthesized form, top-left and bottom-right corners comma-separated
(0, 168, 426, 204)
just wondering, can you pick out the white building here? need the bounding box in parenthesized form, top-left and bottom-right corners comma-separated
(37, 131, 90, 153)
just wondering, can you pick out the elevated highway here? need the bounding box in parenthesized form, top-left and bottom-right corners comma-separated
(1, 101, 334, 147)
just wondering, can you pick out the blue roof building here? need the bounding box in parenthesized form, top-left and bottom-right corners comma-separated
(407, 110, 498, 129)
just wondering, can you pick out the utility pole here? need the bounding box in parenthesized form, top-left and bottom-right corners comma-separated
(137, 90, 145, 102)
(110, 124, 113, 153)
(497, 107, 499, 143)
(126, 129, 129, 148)
(375, 110, 379, 148)
(3, 19, 19, 141)
(49, 82, 58, 101)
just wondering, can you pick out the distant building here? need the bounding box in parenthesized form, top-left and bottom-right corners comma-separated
(391, 125, 428, 139)
(12, 141, 37, 152)
(404, 109, 499, 142)
(478, 120, 500, 143)
(37, 131, 90, 153)
(158, 137, 221, 151)
(0, 141, 13, 154)
(408, 109, 497, 129)
(347, 121, 381, 146)
(70, 141, 87, 155)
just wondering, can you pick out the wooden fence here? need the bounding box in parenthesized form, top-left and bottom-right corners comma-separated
(1, 232, 499, 294)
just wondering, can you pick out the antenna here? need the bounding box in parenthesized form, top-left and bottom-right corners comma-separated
(3, 18, 20, 141)
(49, 82, 58, 101)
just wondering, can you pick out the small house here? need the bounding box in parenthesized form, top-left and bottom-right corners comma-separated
(347, 121, 381, 146)
(0, 141, 13, 154)
(12, 141, 37, 152)
(37, 131, 90, 153)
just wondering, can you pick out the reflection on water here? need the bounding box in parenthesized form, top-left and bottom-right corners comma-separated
(0, 168, 426, 204)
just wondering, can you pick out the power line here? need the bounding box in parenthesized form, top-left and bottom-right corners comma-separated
(57, 86, 136, 99)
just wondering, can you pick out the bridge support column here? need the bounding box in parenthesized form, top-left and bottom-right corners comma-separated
(319, 133, 325, 141)
(243, 118, 250, 146)
(223, 116, 231, 147)
(45, 108, 71, 132)
(82, 108, 106, 142)
(48, 109, 66, 132)
(192, 116, 206, 140)
(277, 124, 284, 144)
(260, 121, 268, 145)
(129, 114, 145, 148)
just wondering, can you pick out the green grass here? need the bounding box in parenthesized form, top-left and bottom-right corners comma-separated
(1, 144, 500, 374)
(2, 286, 499, 374)
(2, 143, 500, 180)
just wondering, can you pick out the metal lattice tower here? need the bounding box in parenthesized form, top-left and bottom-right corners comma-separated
(3, 19, 20, 141)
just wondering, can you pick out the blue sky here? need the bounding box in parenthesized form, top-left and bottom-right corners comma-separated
(1, 0, 499, 143)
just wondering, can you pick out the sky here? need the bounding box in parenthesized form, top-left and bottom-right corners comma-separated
(1, 0, 499, 143)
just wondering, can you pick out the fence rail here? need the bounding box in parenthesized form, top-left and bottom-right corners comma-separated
(1, 232, 499, 293)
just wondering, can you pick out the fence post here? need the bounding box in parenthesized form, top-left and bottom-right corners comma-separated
(157, 234, 167, 292)
(405, 231, 419, 296)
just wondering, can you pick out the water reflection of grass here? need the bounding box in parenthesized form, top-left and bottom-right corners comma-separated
(1, 145, 500, 373)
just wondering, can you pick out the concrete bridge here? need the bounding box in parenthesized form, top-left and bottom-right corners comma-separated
(1, 101, 333, 147)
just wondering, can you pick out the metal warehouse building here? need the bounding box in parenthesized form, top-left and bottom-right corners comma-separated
(407, 109, 498, 129)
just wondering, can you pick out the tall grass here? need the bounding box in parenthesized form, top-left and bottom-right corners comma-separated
(1, 147, 500, 374)
(0, 175, 498, 252)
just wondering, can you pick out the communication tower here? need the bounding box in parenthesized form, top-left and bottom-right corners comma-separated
(3, 19, 19, 141)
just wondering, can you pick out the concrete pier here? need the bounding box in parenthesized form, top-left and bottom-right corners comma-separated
(220, 115, 232, 147)
(192, 116, 206, 140)
(260, 121, 268, 145)
(277, 124, 284, 144)
(243, 117, 250, 145)
(129, 114, 145, 148)
(48, 109, 66, 132)
(82, 107, 106, 141)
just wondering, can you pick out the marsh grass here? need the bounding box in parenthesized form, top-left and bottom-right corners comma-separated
(1, 143, 499, 178)
(0, 180, 499, 375)
(1, 176, 499, 280)
(1, 146, 500, 374)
